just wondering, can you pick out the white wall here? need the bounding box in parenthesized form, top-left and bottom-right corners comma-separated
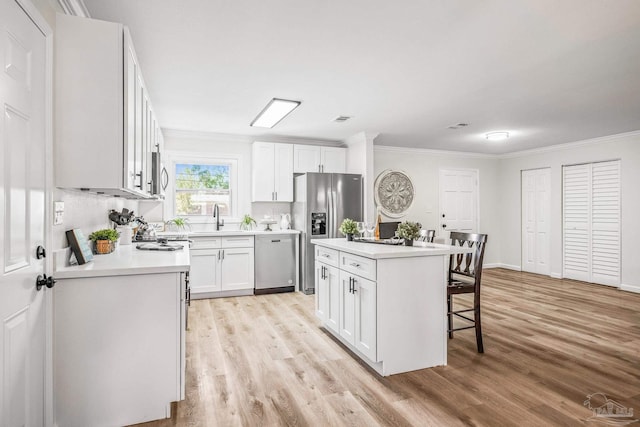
(373, 146, 502, 265)
(498, 132, 640, 290)
(344, 131, 376, 222)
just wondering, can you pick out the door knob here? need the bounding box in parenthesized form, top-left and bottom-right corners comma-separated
(36, 245, 46, 259)
(36, 274, 56, 291)
(442, 224, 447, 228)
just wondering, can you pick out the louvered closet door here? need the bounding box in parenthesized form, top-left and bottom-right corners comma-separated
(563, 161, 620, 286)
(591, 161, 620, 285)
(563, 164, 591, 282)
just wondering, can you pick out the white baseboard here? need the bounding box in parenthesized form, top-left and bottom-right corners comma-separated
(483, 263, 521, 271)
(620, 283, 640, 294)
(550, 272, 562, 279)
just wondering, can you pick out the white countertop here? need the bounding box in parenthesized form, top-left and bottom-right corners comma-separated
(311, 238, 472, 259)
(157, 229, 300, 238)
(55, 244, 190, 279)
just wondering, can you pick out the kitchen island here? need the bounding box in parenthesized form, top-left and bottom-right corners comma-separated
(311, 238, 471, 376)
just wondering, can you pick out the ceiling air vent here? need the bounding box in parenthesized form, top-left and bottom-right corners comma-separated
(447, 123, 469, 130)
(333, 116, 351, 123)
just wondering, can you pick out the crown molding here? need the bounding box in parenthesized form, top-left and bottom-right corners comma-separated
(373, 129, 640, 160)
(161, 128, 342, 146)
(374, 145, 496, 159)
(497, 130, 640, 159)
(57, 0, 90, 17)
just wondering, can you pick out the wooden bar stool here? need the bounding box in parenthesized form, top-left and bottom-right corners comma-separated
(417, 229, 435, 242)
(447, 232, 488, 353)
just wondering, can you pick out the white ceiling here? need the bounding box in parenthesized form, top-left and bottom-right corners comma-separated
(81, 0, 640, 154)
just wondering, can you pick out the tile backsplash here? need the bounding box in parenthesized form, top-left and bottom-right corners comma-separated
(52, 189, 138, 250)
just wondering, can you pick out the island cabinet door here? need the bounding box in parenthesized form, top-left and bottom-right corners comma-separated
(354, 275, 377, 362)
(339, 271, 357, 346)
(315, 261, 328, 321)
(315, 262, 340, 332)
(325, 265, 341, 333)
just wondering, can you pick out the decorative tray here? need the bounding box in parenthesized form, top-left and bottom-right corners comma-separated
(352, 237, 404, 246)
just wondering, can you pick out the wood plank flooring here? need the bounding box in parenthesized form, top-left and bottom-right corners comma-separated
(133, 269, 640, 426)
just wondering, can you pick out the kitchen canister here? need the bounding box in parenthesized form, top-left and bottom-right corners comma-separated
(116, 225, 133, 245)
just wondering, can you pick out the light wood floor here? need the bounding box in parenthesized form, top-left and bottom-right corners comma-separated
(134, 268, 640, 426)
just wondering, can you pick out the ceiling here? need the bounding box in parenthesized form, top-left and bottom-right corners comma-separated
(81, 0, 640, 154)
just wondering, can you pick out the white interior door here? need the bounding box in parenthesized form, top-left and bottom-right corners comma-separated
(439, 169, 478, 240)
(0, 0, 47, 425)
(521, 168, 551, 275)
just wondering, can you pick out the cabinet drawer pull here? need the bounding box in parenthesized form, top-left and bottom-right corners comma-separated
(321, 253, 331, 258)
(349, 262, 361, 268)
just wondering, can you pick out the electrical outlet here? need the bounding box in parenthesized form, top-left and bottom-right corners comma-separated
(54, 201, 64, 225)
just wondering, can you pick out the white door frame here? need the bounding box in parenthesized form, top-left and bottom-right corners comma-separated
(438, 168, 480, 238)
(9, 0, 54, 425)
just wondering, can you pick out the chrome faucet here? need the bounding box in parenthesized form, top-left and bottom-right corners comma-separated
(213, 204, 224, 231)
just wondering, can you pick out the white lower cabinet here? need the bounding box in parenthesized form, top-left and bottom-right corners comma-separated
(190, 248, 221, 293)
(339, 270, 377, 361)
(315, 261, 340, 333)
(220, 247, 255, 291)
(190, 235, 254, 298)
(54, 272, 186, 427)
(315, 249, 378, 363)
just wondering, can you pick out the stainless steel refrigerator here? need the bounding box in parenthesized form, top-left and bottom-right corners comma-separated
(292, 173, 363, 294)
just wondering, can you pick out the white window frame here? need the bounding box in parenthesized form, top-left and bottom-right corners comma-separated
(165, 152, 239, 224)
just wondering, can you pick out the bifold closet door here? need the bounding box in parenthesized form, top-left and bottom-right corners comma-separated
(563, 160, 620, 286)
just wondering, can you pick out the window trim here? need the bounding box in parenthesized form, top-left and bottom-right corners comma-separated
(166, 153, 239, 224)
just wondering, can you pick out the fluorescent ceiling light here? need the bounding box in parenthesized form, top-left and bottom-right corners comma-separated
(250, 98, 301, 128)
(485, 131, 509, 141)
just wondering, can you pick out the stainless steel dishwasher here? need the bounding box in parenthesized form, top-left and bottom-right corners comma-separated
(255, 234, 296, 294)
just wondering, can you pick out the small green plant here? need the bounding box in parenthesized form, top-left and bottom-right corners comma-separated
(88, 228, 120, 242)
(165, 217, 190, 230)
(396, 221, 421, 240)
(240, 214, 257, 231)
(339, 218, 359, 236)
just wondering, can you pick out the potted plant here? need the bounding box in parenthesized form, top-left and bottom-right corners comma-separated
(88, 228, 120, 254)
(239, 214, 257, 231)
(396, 221, 421, 246)
(339, 218, 359, 241)
(165, 217, 190, 232)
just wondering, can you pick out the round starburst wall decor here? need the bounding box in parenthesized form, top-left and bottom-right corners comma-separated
(374, 170, 414, 218)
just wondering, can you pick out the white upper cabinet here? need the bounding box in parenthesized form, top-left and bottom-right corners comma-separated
(293, 145, 346, 173)
(55, 14, 161, 198)
(252, 142, 293, 202)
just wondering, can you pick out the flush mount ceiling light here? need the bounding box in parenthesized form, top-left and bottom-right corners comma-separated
(485, 131, 510, 141)
(250, 98, 301, 128)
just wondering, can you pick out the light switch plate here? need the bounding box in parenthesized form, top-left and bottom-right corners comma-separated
(54, 201, 64, 225)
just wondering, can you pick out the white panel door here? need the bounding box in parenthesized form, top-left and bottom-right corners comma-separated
(189, 249, 221, 295)
(354, 275, 377, 362)
(273, 142, 293, 201)
(439, 169, 478, 239)
(590, 161, 620, 286)
(320, 146, 346, 173)
(0, 0, 47, 425)
(220, 248, 255, 291)
(522, 168, 551, 275)
(293, 145, 320, 173)
(252, 142, 276, 201)
(314, 262, 327, 321)
(324, 264, 340, 334)
(563, 164, 591, 282)
(339, 271, 356, 345)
